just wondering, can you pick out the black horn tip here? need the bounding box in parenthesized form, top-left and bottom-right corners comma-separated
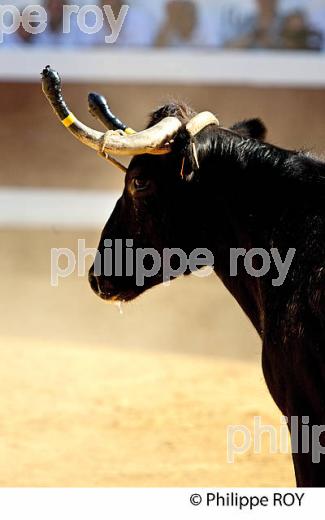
(88, 91, 105, 104)
(88, 92, 108, 111)
(41, 64, 52, 77)
(41, 65, 60, 81)
(41, 65, 62, 96)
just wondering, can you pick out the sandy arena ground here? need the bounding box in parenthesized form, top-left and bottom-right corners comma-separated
(0, 229, 295, 486)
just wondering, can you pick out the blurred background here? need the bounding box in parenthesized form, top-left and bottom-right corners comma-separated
(2, 0, 325, 487)
(3, 0, 325, 50)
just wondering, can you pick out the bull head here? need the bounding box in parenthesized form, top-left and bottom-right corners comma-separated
(43, 66, 262, 303)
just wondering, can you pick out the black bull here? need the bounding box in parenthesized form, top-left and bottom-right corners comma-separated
(42, 70, 325, 486)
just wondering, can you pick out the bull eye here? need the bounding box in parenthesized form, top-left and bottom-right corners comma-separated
(133, 177, 150, 192)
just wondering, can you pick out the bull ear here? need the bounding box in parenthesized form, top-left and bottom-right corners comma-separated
(231, 118, 267, 141)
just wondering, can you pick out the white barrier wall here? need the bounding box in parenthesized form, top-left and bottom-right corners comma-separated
(1, 49, 325, 87)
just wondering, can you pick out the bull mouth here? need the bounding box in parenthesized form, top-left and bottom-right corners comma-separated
(88, 271, 142, 302)
(98, 289, 140, 303)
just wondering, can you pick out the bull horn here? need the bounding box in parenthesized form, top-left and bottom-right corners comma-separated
(186, 111, 220, 136)
(41, 66, 182, 157)
(88, 91, 134, 133)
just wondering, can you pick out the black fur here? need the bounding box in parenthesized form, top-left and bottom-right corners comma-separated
(231, 118, 267, 140)
(90, 102, 325, 486)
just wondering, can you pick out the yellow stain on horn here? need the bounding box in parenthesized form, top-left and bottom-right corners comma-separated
(124, 127, 136, 135)
(62, 113, 76, 128)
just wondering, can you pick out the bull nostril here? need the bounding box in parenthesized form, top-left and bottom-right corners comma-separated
(88, 271, 99, 294)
